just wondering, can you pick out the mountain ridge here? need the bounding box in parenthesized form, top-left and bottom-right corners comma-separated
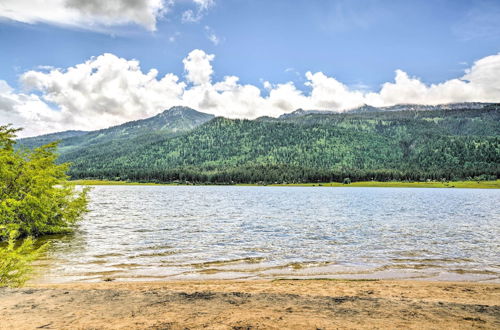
(18, 106, 214, 151)
(278, 102, 499, 118)
(19, 102, 499, 141)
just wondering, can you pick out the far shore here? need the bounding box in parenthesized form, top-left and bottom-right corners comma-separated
(1, 279, 498, 329)
(71, 179, 500, 189)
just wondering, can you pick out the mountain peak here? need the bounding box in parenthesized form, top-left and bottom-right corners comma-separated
(18, 106, 215, 150)
(347, 104, 382, 113)
(156, 106, 214, 119)
(278, 108, 337, 119)
(163, 106, 196, 114)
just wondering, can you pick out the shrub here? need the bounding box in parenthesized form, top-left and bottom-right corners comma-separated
(0, 125, 89, 239)
(0, 125, 88, 286)
(0, 230, 46, 287)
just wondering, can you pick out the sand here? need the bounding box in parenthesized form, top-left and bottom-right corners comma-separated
(0, 279, 499, 329)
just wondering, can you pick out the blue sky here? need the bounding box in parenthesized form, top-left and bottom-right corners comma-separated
(1, 0, 499, 136)
(2, 0, 500, 89)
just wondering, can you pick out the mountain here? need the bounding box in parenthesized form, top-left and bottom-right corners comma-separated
(18, 130, 89, 149)
(345, 102, 500, 113)
(18, 106, 214, 153)
(277, 108, 336, 119)
(346, 105, 381, 113)
(270, 102, 500, 119)
(128, 106, 215, 132)
(17, 103, 500, 184)
(380, 102, 498, 112)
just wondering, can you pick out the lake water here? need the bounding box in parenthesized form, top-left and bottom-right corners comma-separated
(34, 185, 500, 283)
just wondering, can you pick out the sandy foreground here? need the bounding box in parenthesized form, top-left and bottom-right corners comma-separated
(0, 280, 499, 329)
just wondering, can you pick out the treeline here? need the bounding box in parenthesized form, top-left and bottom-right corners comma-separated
(70, 164, 498, 184)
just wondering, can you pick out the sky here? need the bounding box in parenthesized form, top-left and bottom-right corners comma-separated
(0, 0, 499, 137)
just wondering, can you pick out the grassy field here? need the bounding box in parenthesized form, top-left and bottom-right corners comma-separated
(70, 180, 180, 186)
(267, 180, 500, 189)
(71, 179, 500, 189)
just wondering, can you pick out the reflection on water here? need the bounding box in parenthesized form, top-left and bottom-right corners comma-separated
(33, 186, 500, 283)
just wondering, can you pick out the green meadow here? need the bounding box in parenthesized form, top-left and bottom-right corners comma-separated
(72, 179, 500, 189)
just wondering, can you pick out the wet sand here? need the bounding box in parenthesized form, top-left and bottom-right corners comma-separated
(1, 279, 499, 329)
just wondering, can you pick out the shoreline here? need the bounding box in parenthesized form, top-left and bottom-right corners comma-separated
(2, 279, 499, 329)
(71, 179, 500, 189)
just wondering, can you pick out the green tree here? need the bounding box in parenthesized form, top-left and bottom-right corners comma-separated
(0, 230, 45, 287)
(0, 125, 89, 286)
(1, 125, 89, 238)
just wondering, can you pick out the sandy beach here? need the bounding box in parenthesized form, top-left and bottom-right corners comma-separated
(1, 279, 499, 329)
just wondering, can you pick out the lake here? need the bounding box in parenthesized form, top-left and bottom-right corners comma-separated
(34, 185, 500, 283)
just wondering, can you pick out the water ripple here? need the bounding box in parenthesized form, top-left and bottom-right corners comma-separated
(33, 186, 500, 283)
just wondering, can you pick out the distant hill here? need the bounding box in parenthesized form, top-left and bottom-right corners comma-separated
(377, 102, 499, 112)
(276, 102, 500, 117)
(18, 103, 500, 183)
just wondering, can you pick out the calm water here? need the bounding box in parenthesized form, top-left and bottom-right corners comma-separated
(34, 185, 500, 283)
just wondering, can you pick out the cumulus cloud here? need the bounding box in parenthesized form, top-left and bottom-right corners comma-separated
(20, 53, 185, 134)
(0, 0, 214, 31)
(1, 50, 499, 137)
(182, 49, 214, 85)
(0, 80, 64, 136)
(364, 54, 500, 106)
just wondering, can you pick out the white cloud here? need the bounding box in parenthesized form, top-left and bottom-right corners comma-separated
(364, 54, 500, 106)
(168, 31, 180, 42)
(182, 49, 214, 85)
(17, 53, 185, 136)
(0, 0, 167, 31)
(181, 9, 197, 23)
(304, 71, 365, 110)
(0, 0, 214, 31)
(204, 26, 220, 45)
(193, 0, 215, 11)
(262, 81, 272, 90)
(1, 50, 499, 137)
(181, 0, 214, 23)
(0, 80, 64, 136)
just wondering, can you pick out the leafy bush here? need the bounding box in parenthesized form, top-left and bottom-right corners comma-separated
(0, 125, 89, 239)
(0, 125, 89, 286)
(0, 231, 46, 287)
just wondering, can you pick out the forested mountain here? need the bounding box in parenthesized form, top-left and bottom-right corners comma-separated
(18, 106, 214, 154)
(19, 130, 89, 149)
(18, 104, 500, 184)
